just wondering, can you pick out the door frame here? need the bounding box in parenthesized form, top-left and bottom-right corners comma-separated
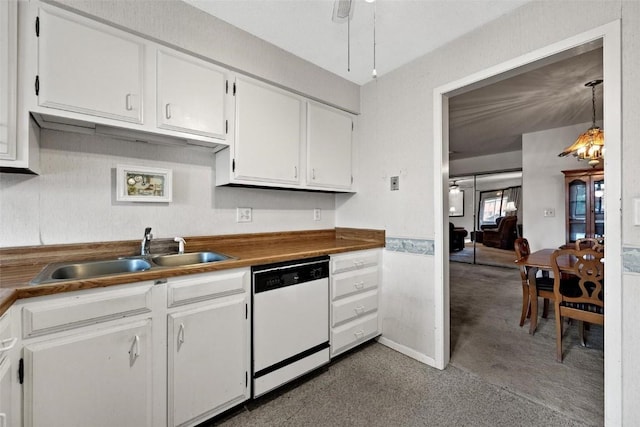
(433, 20, 621, 425)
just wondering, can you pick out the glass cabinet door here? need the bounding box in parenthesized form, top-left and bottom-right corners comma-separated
(592, 177, 605, 238)
(568, 179, 587, 242)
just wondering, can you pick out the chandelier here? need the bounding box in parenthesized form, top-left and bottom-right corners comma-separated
(558, 79, 604, 167)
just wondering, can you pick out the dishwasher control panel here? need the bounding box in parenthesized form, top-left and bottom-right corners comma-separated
(252, 256, 329, 293)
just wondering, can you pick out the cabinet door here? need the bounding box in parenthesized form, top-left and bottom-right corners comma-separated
(0, 0, 17, 160)
(168, 295, 247, 427)
(24, 320, 153, 427)
(591, 174, 605, 238)
(234, 77, 302, 184)
(566, 177, 588, 243)
(157, 50, 226, 139)
(37, 6, 144, 123)
(307, 102, 352, 189)
(0, 353, 11, 427)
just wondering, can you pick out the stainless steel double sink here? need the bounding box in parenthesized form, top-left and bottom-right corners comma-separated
(30, 251, 233, 285)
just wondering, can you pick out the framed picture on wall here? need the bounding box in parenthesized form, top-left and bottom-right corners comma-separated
(116, 164, 173, 203)
(449, 190, 464, 217)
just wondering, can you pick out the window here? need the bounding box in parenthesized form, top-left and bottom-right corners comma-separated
(478, 186, 521, 228)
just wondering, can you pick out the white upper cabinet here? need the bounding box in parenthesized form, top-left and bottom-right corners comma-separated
(37, 6, 144, 123)
(307, 102, 352, 190)
(215, 77, 355, 192)
(233, 76, 302, 184)
(157, 50, 227, 139)
(0, 0, 17, 160)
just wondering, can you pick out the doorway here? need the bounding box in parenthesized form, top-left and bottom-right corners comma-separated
(433, 21, 622, 424)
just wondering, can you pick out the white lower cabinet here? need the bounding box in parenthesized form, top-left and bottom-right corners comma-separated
(330, 249, 381, 357)
(0, 310, 16, 427)
(23, 320, 153, 427)
(0, 356, 10, 427)
(167, 271, 249, 427)
(17, 282, 155, 427)
(13, 268, 250, 427)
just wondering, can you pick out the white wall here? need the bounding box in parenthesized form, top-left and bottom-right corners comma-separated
(0, 129, 335, 246)
(337, 1, 639, 423)
(522, 122, 593, 251)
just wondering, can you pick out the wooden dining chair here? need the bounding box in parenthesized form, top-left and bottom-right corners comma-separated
(514, 238, 554, 329)
(575, 237, 604, 252)
(550, 247, 604, 362)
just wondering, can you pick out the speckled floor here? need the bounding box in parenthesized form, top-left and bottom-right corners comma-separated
(205, 262, 603, 427)
(209, 342, 586, 427)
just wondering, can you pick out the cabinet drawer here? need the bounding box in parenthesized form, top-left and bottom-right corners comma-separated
(167, 269, 248, 307)
(331, 313, 379, 357)
(22, 282, 153, 338)
(332, 267, 378, 300)
(331, 250, 379, 274)
(332, 290, 378, 327)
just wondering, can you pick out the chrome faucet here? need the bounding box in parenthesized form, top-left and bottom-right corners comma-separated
(141, 227, 153, 256)
(174, 237, 186, 254)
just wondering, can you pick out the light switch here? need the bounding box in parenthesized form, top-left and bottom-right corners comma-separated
(390, 176, 399, 191)
(543, 208, 555, 217)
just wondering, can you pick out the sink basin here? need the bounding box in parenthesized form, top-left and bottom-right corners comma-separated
(31, 258, 152, 284)
(151, 251, 231, 267)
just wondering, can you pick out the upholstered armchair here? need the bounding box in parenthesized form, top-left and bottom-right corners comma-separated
(449, 223, 468, 252)
(483, 216, 517, 249)
(480, 216, 505, 231)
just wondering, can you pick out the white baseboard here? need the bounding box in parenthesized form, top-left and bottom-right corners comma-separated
(377, 336, 438, 368)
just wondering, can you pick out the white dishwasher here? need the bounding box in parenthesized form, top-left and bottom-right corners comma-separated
(251, 256, 330, 398)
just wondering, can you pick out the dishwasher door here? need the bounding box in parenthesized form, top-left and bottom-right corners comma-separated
(252, 257, 330, 397)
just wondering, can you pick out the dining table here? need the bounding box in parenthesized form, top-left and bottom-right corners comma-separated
(514, 248, 577, 334)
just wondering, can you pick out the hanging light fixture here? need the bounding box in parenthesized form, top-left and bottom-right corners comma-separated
(558, 79, 604, 167)
(449, 181, 460, 194)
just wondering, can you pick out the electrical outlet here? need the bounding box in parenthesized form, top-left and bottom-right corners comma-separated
(236, 207, 252, 223)
(543, 208, 555, 217)
(390, 176, 399, 191)
(313, 208, 321, 221)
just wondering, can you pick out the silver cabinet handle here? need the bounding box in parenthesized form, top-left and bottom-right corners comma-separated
(165, 103, 172, 119)
(129, 335, 140, 365)
(177, 323, 185, 348)
(294, 166, 298, 179)
(126, 93, 133, 111)
(312, 168, 316, 180)
(354, 330, 365, 338)
(354, 281, 365, 289)
(354, 305, 365, 315)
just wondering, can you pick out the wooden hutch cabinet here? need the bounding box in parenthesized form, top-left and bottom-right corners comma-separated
(563, 169, 604, 245)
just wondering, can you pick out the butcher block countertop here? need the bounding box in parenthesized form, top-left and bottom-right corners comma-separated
(0, 228, 384, 315)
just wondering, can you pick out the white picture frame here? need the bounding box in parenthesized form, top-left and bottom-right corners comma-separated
(116, 164, 173, 203)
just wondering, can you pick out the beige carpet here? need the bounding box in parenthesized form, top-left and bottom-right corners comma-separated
(449, 262, 604, 426)
(450, 241, 518, 269)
